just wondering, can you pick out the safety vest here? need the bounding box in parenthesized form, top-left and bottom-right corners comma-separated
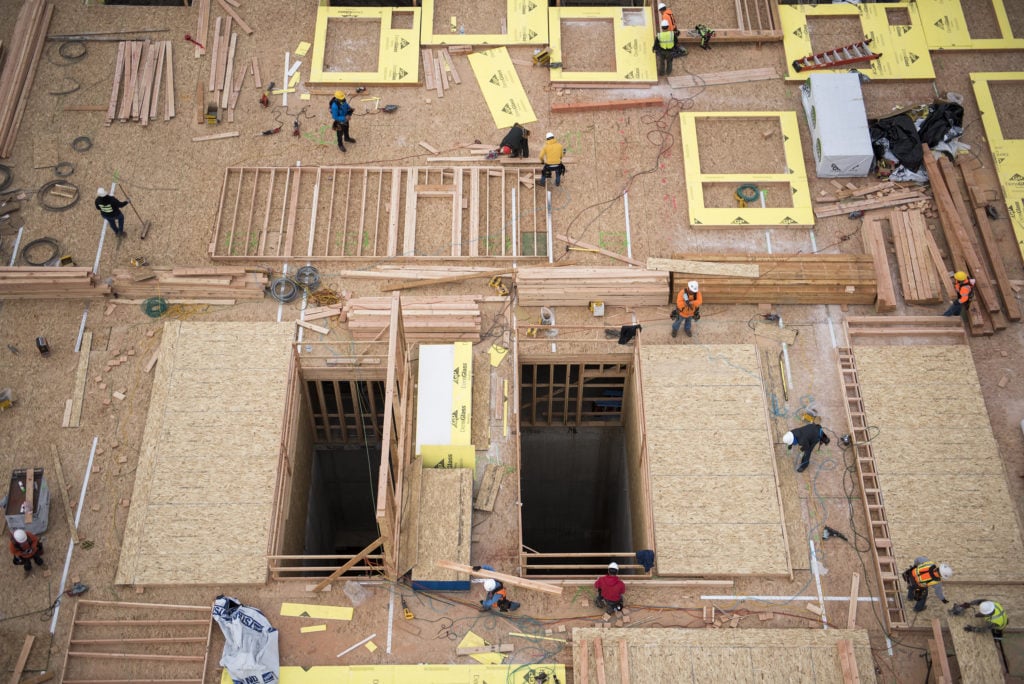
(911, 563, 942, 587)
(986, 602, 1008, 630)
(954, 278, 975, 304)
(657, 30, 675, 51)
(97, 199, 115, 214)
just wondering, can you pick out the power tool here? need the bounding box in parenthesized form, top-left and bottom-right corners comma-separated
(694, 24, 715, 50)
(822, 526, 847, 541)
(260, 81, 274, 108)
(292, 119, 300, 137)
(401, 598, 414, 620)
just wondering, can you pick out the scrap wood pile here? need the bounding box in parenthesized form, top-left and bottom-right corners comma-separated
(515, 267, 668, 307)
(109, 267, 268, 299)
(861, 208, 945, 313)
(0, 267, 109, 299)
(421, 47, 461, 99)
(343, 296, 481, 342)
(107, 40, 176, 126)
(664, 254, 877, 305)
(921, 144, 1021, 336)
(814, 181, 932, 218)
(0, 0, 53, 157)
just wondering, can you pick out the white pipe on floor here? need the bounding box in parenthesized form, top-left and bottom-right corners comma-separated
(624, 191, 633, 261)
(809, 539, 827, 629)
(75, 309, 88, 353)
(386, 585, 395, 654)
(827, 316, 837, 349)
(9, 225, 23, 266)
(700, 595, 880, 602)
(50, 436, 98, 634)
(545, 190, 553, 264)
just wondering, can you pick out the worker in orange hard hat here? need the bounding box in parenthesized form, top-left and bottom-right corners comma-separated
(942, 271, 975, 318)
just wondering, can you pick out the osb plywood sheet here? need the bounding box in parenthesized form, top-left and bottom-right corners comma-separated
(116, 321, 295, 586)
(412, 468, 472, 582)
(572, 628, 876, 683)
(853, 345, 1024, 583)
(947, 611, 1006, 684)
(640, 345, 789, 576)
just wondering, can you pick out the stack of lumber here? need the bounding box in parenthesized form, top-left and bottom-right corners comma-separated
(109, 267, 267, 299)
(516, 267, 668, 307)
(0, 1, 53, 157)
(814, 182, 930, 218)
(666, 254, 876, 305)
(107, 40, 175, 126)
(343, 296, 481, 342)
(921, 144, 1021, 336)
(0, 267, 108, 299)
(859, 216, 896, 312)
(890, 208, 943, 305)
(421, 48, 461, 99)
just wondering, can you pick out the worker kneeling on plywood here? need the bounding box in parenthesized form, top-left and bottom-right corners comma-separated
(594, 562, 626, 614)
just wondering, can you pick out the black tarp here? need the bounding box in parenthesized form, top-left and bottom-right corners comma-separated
(869, 113, 923, 171)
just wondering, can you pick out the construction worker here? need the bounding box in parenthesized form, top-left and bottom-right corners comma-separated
(953, 599, 1008, 638)
(473, 564, 520, 612)
(671, 280, 701, 338)
(782, 423, 831, 473)
(902, 556, 952, 612)
(538, 133, 565, 188)
(9, 528, 44, 574)
(594, 562, 626, 614)
(942, 271, 975, 317)
(657, 3, 677, 34)
(653, 20, 679, 77)
(329, 91, 356, 153)
(499, 123, 530, 158)
(95, 188, 129, 238)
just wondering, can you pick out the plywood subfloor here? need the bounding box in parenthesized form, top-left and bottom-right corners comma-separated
(853, 345, 1024, 582)
(115, 321, 295, 585)
(572, 628, 876, 683)
(411, 467, 473, 582)
(639, 344, 790, 576)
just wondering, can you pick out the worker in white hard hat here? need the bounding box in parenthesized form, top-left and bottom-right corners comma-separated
(902, 556, 952, 612)
(329, 90, 356, 153)
(538, 132, 565, 188)
(952, 598, 1008, 639)
(782, 423, 831, 473)
(657, 2, 677, 34)
(9, 528, 44, 574)
(473, 564, 520, 612)
(94, 187, 130, 237)
(671, 280, 702, 338)
(594, 562, 626, 614)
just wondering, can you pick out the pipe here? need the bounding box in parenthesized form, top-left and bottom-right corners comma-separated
(51, 436, 98, 634)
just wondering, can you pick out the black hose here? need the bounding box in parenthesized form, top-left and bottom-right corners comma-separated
(58, 41, 87, 61)
(269, 277, 299, 303)
(20, 237, 60, 266)
(71, 136, 92, 152)
(54, 162, 75, 178)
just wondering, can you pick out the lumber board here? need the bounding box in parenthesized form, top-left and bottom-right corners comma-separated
(379, 268, 510, 292)
(473, 463, 502, 512)
(456, 644, 513, 655)
(106, 41, 125, 123)
(192, 131, 238, 142)
(973, 204, 1021, 320)
(296, 319, 330, 335)
(836, 639, 859, 684)
(9, 634, 35, 684)
(667, 67, 777, 89)
(813, 191, 927, 218)
(251, 55, 262, 88)
(860, 216, 896, 312)
(24, 466, 34, 524)
(440, 49, 461, 84)
(847, 573, 859, 629)
(421, 49, 435, 91)
(435, 561, 563, 595)
(50, 445, 79, 544)
(646, 256, 758, 278)
(593, 637, 607, 684)
(311, 537, 384, 592)
(216, 0, 253, 35)
(68, 331, 92, 428)
(551, 97, 663, 113)
(931, 618, 953, 684)
(555, 234, 643, 267)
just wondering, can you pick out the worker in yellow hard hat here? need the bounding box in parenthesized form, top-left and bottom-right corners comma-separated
(942, 270, 975, 318)
(329, 91, 356, 152)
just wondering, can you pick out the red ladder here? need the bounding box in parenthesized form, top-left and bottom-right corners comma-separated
(792, 39, 880, 73)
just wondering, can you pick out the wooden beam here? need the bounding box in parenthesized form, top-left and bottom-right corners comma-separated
(68, 331, 92, 428)
(50, 445, 79, 544)
(554, 234, 644, 267)
(311, 537, 383, 592)
(836, 639, 859, 684)
(216, 0, 253, 35)
(296, 319, 330, 336)
(646, 256, 759, 277)
(192, 131, 238, 142)
(24, 466, 34, 523)
(847, 572, 859, 629)
(931, 618, 953, 684)
(456, 644, 513, 655)
(8, 634, 34, 684)
(593, 637, 607, 684)
(435, 560, 563, 595)
(551, 97, 663, 113)
(379, 268, 511, 292)
(618, 639, 631, 684)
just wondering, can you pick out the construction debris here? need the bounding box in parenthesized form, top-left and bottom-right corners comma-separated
(343, 296, 481, 341)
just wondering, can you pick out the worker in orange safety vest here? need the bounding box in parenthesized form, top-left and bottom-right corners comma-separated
(671, 280, 702, 338)
(903, 556, 952, 612)
(9, 529, 45, 574)
(942, 270, 975, 318)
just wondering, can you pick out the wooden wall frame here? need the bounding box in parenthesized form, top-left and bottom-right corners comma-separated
(210, 166, 548, 261)
(674, 0, 782, 46)
(519, 361, 629, 427)
(310, 7, 421, 85)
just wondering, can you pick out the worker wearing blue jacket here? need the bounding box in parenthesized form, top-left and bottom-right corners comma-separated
(329, 91, 356, 152)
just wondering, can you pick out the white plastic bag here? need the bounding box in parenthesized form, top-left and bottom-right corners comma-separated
(213, 595, 280, 684)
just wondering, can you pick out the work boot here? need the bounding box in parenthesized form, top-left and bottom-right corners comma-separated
(338, 143, 347, 153)
(537, 178, 546, 187)
(671, 328, 678, 338)
(345, 136, 357, 143)
(685, 328, 692, 337)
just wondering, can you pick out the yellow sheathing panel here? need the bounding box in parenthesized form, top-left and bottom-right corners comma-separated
(420, 0, 547, 46)
(221, 665, 567, 683)
(640, 345, 790, 576)
(972, 72, 1024, 261)
(281, 603, 354, 621)
(679, 111, 814, 227)
(919, 0, 1022, 50)
(420, 444, 476, 469)
(779, 3, 934, 81)
(549, 7, 657, 83)
(451, 340, 473, 444)
(310, 7, 420, 85)
(468, 48, 537, 129)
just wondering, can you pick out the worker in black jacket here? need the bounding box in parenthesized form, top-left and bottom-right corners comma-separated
(782, 423, 831, 473)
(95, 187, 129, 237)
(499, 123, 530, 158)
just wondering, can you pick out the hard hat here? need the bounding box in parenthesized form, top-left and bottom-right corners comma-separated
(501, 145, 512, 155)
(97, 188, 107, 197)
(661, 20, 669, 28)
(13, 529, 27, 544)
(954, 271, 967, 281)
(658, 2, 666, 9)
(608, 562, 619, 572)
(687, 280, 699, 293)
(546, 132, 554, 140)
(335, 90, 346, 100)
(483, 579, 497, 592)
(979, 601, 996, 615)
(783, 431, 795, 446)
(939, 564, 953, 579)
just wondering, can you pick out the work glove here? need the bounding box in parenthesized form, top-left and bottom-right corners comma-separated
(693, 308, 701, 321)
(670, 309, 679, 320)
(950, 604, 966, 616)
(472, 566, 481, 571)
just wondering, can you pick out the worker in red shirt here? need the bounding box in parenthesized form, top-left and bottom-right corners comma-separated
(9, 529, 44, 574)
(594, 562, 626, 613)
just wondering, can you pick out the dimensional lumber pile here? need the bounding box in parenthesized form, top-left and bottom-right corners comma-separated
(813, 184, 931, 218)
(421, 47, 461, 99)
(889, 208, 943, 305)
(0, 0, 53, 157)
(515, 267, 668, 307)
(343, 296, 482, 342)
(107, 40, 176, 126)
(0, 267, 108, 299)
(667, 254, 876, 305)
(859, 216, 896, 312)
(108, 267, 267, 299)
